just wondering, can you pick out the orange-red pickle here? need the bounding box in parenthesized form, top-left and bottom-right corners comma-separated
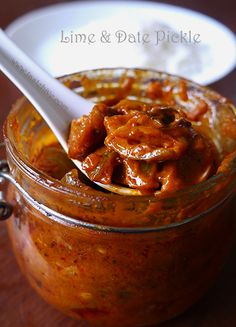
(68, 99, 218, 193)
(28, 75, 234, 198)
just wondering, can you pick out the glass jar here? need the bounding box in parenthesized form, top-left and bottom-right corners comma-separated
(1, 68, 236, 327)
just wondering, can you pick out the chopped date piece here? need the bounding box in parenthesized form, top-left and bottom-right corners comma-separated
(122, 159, 160, 190)
(159, 135, 218, 192)
(82, 146, 121, 184)
(68, 104, 108, 160)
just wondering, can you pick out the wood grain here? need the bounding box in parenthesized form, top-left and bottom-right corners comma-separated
(0, 1, 236, 326)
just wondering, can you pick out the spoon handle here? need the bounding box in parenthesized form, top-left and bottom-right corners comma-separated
(0, 29, 142, 195)
(0, 28, 92, 151)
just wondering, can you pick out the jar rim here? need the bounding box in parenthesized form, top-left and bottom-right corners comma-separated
(1, 159, 232, 233)
(3, 68, 236, 232)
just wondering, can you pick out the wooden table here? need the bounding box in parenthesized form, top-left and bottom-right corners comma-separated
(0, 1, 236, 326)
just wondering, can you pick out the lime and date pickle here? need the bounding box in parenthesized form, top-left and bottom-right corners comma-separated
(67, 79, 219, 194)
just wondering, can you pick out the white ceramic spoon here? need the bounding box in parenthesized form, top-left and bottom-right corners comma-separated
(0, 28, 141, 195)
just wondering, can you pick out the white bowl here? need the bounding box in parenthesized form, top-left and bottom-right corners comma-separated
(6, 0, 236, 85)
